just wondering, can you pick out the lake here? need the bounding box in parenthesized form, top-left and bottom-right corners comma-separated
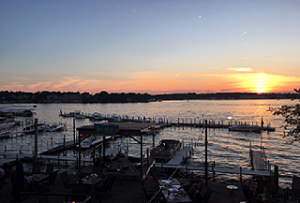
(0, 99, 299, 187)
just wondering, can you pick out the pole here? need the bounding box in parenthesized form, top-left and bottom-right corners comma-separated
(140, 134, 143, 177)
(34, 118, 38, 160)
(103, 136, 106, 166)
(73, 117, 76, 144)
(205, 120, 208, 186)
(78, 129, 81, 172)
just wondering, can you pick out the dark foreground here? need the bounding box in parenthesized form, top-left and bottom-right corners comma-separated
(0, 164, 292, 203)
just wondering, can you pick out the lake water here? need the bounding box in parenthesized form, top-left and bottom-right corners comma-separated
(0, 99, 299, 187)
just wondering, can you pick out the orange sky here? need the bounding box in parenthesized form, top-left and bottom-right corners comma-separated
(1, 70, 299, 94)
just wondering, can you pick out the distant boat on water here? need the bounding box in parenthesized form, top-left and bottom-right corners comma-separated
(23, 123, 47, 133)
(228, 125, 262, 133)
(44, 123, 65, 132)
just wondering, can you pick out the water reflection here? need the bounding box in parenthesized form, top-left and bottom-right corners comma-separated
(0, 99, 299, 187)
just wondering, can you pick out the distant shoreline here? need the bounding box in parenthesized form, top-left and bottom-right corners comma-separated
(0, 91, 299, 104)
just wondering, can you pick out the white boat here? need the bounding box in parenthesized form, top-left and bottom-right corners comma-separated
(228, 125, 261, 133)
(44, 124, 65, 132)
(23, 124, 47, 133)
(0, 130, 10, 139)
(0, 121, 16, 130)
(88, 112, 103, 121)
(77, 136, 97, 149)
(77, 136, 110, 149)
(150, 139, 181, 163)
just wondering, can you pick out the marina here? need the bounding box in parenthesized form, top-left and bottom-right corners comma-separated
(0, 100, 299, 185)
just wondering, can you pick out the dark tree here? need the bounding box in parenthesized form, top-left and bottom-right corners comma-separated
(270, 88, 300, 143)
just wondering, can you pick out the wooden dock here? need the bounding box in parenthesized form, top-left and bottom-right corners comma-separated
(166, 145, 193, 165)
(250, 149, 268, 171)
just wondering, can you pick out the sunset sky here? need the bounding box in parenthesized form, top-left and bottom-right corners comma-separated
(1, 0, 299, 94)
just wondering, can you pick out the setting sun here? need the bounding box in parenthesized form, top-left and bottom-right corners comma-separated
(253, 73, 268, 93)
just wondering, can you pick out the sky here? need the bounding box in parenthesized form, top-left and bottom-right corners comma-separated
(1, 0, 300, 94)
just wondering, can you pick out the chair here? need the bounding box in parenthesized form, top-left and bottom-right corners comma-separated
(96, 175, 115, 198)
(47, 171, 57, 187)
(45, 163, 54, 175)
(199, 186, 213, 203)
(289, 175, 300, 200)
(254, 180, 267, 196)
(142, 186, 162, 203)
(31, 160, 42, 174)
(71, 185, 89, 202)
(0, 177, 5, 196)
(36, 195, 49, 203)
(60, 171, 73, 189)
(102, 175, 115, 195)
(150, 166, 168, 182)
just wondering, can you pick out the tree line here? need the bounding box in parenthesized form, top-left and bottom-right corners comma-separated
(0, 91, 300, 103)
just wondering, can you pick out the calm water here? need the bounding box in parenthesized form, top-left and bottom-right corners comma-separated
(1, 99, 299, 187)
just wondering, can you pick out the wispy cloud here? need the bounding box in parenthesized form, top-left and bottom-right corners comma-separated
(242, 31, 247, 36)
(227, 67, 253, 72)
(175, 73, 180, 77)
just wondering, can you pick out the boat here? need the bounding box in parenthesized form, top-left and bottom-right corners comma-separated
(228, 125, 262, 133)
(80, 137, 96, 149)
(88, 112, 103, 121)
(0, 121, 16, 130)
(22, 123, 47, 133)
(150, 139, 181, 163)
(44, 124, 65, 132)
(0, 130, 10, 139)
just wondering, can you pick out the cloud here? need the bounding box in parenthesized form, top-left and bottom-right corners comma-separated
(175, 73, 180, 77)
(227, 67, 253, 72)
(242, 31, 247, 36)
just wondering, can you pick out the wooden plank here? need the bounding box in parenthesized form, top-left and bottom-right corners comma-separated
(166, 146, 192, 165)
(251, 150, 267, 171)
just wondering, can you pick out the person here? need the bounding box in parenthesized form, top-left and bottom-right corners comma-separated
(96, 173, 107, 198)
(193, 188, 202, 202)
(187, 183, 199, 200)
(11, 162, 26, 201)
(0, 167, 5, 179)
(179, 179, 194, 192)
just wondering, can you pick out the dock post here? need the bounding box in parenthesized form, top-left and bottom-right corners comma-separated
(205, 120, 208, 186)
(63, 135, 66, 156)
(140, 134, 143, 177)
(34, 118, 38, 160)
(212, 164, 215, 181)
(147, 148, 149, 167)
(274, 165, 279, 194)
(73, 117, 76, 144)
(58, 154, 60, 170)
(240, 167, 242, 182)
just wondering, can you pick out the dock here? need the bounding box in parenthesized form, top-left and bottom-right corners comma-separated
(165, 145, 193, 166)
(250, 148, 268, 171)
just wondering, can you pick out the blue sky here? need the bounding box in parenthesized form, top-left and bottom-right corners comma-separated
(1, 0, 300, 94)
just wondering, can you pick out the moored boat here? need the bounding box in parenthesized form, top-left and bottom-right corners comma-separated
(228, 125, 262, 133)
(150, 139, 181, 163)
(44, 124, 65, 132)
(0, 130, 11, 139)
(23, 123, 47, 133)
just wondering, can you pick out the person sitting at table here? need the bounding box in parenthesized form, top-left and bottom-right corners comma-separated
(11, 162, 26, 201)
(179, 179, 194, 192)
(187, 183, 199, 200)
(192, 185, 202, 202)
(96, 174, 108, 197)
